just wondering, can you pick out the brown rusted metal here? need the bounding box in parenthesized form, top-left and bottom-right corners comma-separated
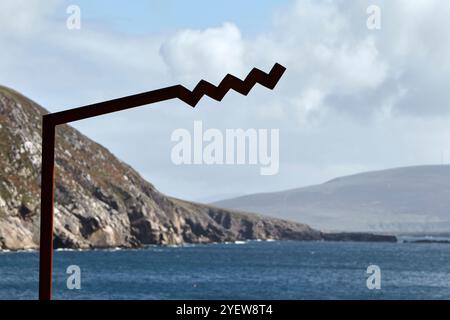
(38, 63, 286, 300)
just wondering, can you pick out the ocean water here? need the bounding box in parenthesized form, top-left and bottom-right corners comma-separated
(1, 240, 450, 300)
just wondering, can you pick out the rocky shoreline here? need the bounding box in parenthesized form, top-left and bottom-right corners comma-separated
(0, 86, 398, 251)
(0, 233, 398, 252)
(403, 239, 450, 244)
(322, 232, 397, 243)
(0, 86, 316, 251)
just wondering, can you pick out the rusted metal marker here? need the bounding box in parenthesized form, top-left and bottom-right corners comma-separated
(39, 63, 286, 300)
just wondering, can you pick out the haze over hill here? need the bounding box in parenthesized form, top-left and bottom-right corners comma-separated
(215, 165, 450, 233)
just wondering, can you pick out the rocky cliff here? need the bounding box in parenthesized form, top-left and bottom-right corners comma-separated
(0, 86, 324, 250)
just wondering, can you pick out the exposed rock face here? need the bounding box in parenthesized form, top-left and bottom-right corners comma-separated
(0, 86, 322, 250)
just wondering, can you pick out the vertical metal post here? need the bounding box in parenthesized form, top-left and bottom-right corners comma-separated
(35, 63, 285, 300)
(39, 116, 56, 300)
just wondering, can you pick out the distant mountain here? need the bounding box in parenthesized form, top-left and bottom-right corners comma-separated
(195, 193, 246, 204)
(0, 86, 322, 250)
(214, 166, 450, 233)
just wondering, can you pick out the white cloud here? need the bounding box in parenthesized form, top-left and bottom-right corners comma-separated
(160, 23, 245, 86)
(294, 88, 326, 125)
(0, 0, 59, 35)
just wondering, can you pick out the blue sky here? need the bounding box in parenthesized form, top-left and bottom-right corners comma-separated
(61, 0, 283, 34)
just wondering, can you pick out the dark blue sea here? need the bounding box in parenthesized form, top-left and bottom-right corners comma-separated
(1, 240, 449, 300)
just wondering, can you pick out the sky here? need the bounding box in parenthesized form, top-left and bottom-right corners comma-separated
(1, 0, 450, 202)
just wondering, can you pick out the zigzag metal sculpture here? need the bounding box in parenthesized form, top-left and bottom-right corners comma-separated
(179, 63, 286, 106)
(46, 63, 286, 125)
(39, 63, 286, 300)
